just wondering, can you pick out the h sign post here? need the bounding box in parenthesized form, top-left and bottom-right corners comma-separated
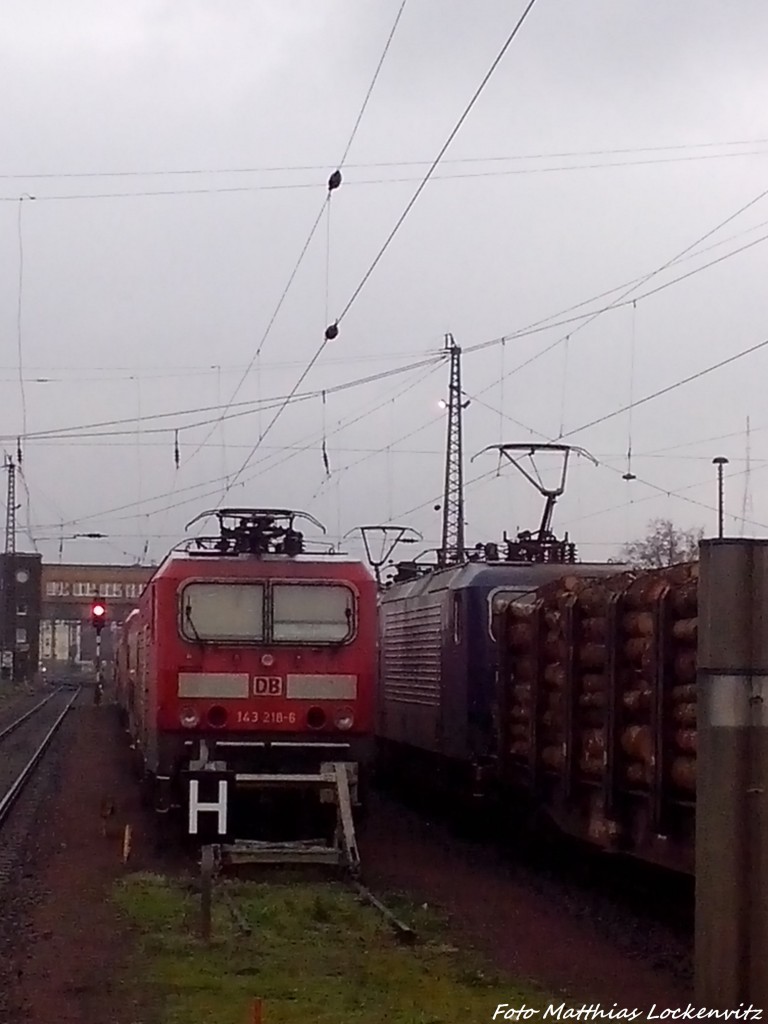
(188, 778, 228, 836)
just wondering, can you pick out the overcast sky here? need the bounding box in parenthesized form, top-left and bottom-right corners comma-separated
(1, 0, 767, 568)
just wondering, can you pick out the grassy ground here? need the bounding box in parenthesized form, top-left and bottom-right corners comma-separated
(113, 870, 554, 1024)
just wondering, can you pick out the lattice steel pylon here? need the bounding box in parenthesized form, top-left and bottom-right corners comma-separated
(4, 458, 16, 558)
(438, 334, 466, 566)
(2, 458, 16, 681)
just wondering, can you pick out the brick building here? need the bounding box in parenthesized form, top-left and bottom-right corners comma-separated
(0, 552, 43, 681)
(40, 562, 155, 672)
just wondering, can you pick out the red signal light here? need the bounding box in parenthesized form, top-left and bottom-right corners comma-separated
(90, 601, 107, 634)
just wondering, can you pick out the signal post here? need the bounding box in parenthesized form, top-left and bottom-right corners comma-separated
(696, 539, 768, 1010)
(90, 599, 107, 702)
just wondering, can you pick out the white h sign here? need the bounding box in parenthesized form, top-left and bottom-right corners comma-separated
(188, 779, 228, 835)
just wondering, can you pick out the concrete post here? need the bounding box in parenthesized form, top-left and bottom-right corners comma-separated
(696, 538, 768, 1010)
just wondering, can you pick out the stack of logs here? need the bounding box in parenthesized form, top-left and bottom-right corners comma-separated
(667, 566, 698, 792)
(501, 562, 698, 796)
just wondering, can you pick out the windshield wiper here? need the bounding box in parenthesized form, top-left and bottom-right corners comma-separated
(185, 603, 203, 644)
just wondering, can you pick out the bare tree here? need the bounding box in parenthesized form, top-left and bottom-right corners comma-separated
(620, 518, 703, 568)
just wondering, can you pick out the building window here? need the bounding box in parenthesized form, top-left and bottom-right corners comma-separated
(15, 628, 26, 644)
(17, 603, 27, 616)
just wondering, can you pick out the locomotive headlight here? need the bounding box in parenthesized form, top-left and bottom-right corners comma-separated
(333, 708, 354, 731)
(179, 706, 200, 729)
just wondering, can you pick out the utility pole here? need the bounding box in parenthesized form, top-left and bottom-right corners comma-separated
(1, 458, 16, 681)
(438, 334, 467, 567)
(740, 417, 751, 536)
(713, 456, 728, 539)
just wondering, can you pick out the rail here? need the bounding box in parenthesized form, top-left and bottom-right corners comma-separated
(0, 687, 80, 829)
(198, 848, 417, 945)
(0, 688, 66, 744)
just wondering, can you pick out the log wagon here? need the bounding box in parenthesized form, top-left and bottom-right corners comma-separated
(496, 562, 698, 873)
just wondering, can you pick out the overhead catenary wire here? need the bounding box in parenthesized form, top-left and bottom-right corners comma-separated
(336, 0, 409, 170)
(16, 197, 31, 444)
(560, 335, 768, 440)
(0, 346, 439, 379)
(3, 136, 768, 180)
(452, 226, 768, 416)
(181, 195, 330, 466)
(390, 396, 768, 536)
(465, 337, 768, 503)
(310, 361, 445, 500)
(7, 149, 768, 203)
(184, 2, 408, 472)
(623, 302, 637, 481)
(561, 456, 768, 533)
(332, 0, 541, 332)
(63, 365, 441, 531)
(33, 373, 437, 534)
(464, 184, 768, 373)
(1, 207, 761, 418)
(639, 422, 768, 457)
(16, 180, 768, 548)
(33, 355, 447, 532)
(22, 24, 768, 557)
(464, 215, 768, 364)
(1, 192, 763, 398)
(219, 0, 541, 505)
(3, 355, 441, 443)
(23, 437, 768, 462)
(557, 335, 569, 438)
(15, 197, 38, 552)
(1, 190, 764, 393)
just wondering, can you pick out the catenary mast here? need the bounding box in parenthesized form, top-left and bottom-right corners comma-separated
(438, 334, 466, 566)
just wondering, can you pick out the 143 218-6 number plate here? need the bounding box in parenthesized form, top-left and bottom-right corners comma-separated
(235, 710, 296, 725)
(252, 676, 283, 696)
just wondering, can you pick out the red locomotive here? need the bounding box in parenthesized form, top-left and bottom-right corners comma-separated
(114, 508, 377, 842)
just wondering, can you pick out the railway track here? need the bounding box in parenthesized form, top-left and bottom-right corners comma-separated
(197, 849, 418, 947)
(0, 686, 80, 832)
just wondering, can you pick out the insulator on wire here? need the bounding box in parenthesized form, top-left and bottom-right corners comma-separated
(322, 439, 331, 477)
(327, 169, 342, 192)
(174, 429, 180, 468)
(325, 322, 339, 341)
(16, 438, 22, 465)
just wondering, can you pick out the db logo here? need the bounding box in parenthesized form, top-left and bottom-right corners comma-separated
(252, 676, 283, 696)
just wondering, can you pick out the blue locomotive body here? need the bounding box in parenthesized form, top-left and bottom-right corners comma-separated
(376, 559, 619, 795)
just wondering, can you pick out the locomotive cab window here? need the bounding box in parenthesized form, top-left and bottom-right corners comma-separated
(180, 582, 265, 642)
(272, 583, 354, 644)
(452, 592, 462, 644)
